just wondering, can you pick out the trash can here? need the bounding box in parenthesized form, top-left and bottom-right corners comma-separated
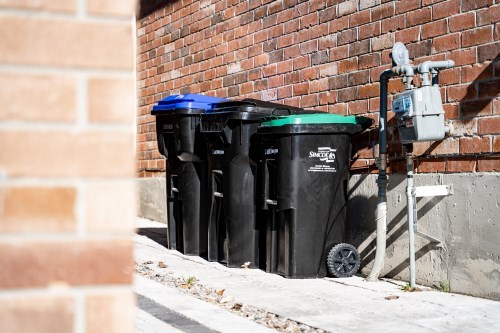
(152, 94, 224, 257)
(258, 113, 372, 278)
(200, 99, 314, 268)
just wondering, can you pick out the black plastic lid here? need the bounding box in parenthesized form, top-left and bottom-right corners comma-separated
(210, 99, 318, 120)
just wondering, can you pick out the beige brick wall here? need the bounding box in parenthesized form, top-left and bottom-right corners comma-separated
(0, 1, 137, 332)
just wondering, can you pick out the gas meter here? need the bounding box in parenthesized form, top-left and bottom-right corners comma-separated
(390, 42, 452, 143)
(392, 86, 446, 143)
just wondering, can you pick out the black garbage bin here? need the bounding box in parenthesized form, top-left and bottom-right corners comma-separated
(152, 94, 224, 257)
(200, 99, 315, 268)
(258, 113, 372, 278)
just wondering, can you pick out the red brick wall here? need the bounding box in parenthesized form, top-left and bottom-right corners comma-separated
(137, 0, 500, 177)
(0, 1, 137, 332)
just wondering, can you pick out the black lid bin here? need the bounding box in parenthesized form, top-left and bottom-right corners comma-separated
(200, 99, 317, 268)
(151, 94, 224, 257)
(258, 113, 372, 278)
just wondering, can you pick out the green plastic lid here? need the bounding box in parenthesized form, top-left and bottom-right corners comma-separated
(260, 113, 372, 127)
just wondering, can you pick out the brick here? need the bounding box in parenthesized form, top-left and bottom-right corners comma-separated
(88, 77, 135, 124)
(406, 8, 432, 27)
(432, 33, 460, 53)
(439, 67, 461, 85)
(85, 181, 135, 233)
(477, 156, 500, 171)
(396, 0, 420, 14)
(416, 158, 446, 173)
(433, 0, 460, 20)
(301, 94, 319, 107)
(422, 20, 448, 39)
(462, 27, 493, 48)
(338, 59, 358, 73)
(0, 0, 76, 12)
(293, 82, 309, 95)
(0, 73, 76, 123)
(358, 83, 380, 99)
(0, 131, 134, 178)
(446, 157, 476, 172)
(478, 80, 500, 98)
(450, 119, 477, 136)
(0, 295, 74, 333)
(461, 0, 494, 11)
(429, 138, 459, 155)
(371, 34, 394, 51)
(381, 15, 405, 33)
(461, 99, 492, 118)
(460, 136, 490, 154)
(493, 136, 500, 152)
(337, 87, 358, 102)
(338, 29, 357, 46)
(88, 0, 136, 17)
(477, 5, 500, 26)
(350, 10, 371, 27)
(478, 117, 500, 134)
(338, 0, 357, 17)
(319, 63, 337, 77)
(359, 53, 380, 69)
(461, 63, 493, 83)
(301, 67, 318, 81)
(0, 16, 133, 70)
(349, 100, 368, 114)
(0, 239, 133, 288)
(449, 13, 475, 33)
(349, 40, 370, 56)
(0, 186, 76, 233)
(86, 292, 135, 333)
(448, 48, 476, 66)
(478, 42, 500, 62)
(360, 22, 381, 39)
(372, 2, 394, 20)
(395, 27, 420, 44)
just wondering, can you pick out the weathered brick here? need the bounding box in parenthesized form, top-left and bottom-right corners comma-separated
(86, 292, 135, 333)
(477, 42, 500, 62)
(0, 187, 76, 233)
(477, 156, 500, 171)
(416, 158, 446, 173)
(88, 0, 136, 17)
(461, 0, 494, 11)
(0, 131, 134, 178)
(478, 117, 500, 134)
(395, 26, 420, 44)
(0, 239, 133, 288)
(432, 33, 460, 53)
(463, 27, 493, 48)
(85, 181, 135, 233)
(0, 0, 76, 12)
(460, 136, 491, 154)
(433, 0, 460, 20)
(422, 20, 448, 39)
(396, 0, 420, 14)
(0, 16, 134, 70)
(371, 34, 394, 51)
(446, 157, 476, 172)
(0, 295, 74, 333)
(406, 8, 431, 27)
(0, 73, 76, 123)
(88, 77, 135, 124)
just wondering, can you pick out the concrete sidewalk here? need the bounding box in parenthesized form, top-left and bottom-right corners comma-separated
(135, 218, 500, 333)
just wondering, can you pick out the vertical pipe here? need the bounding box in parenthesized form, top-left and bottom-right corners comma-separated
(367, 69, 397, 281)
(405, 144, 416, 287)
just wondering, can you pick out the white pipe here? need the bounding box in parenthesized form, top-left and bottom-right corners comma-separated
(406, 152, 416, 287)
(367, 199, 387, 281)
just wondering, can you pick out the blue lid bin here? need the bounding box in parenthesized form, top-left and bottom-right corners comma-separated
(150, 94, 224, 258)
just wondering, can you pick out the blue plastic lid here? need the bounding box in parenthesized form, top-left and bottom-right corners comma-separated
(152, 94, 225, 113)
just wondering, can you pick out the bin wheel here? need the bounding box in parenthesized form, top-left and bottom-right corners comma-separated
(327, 243, 361, 278)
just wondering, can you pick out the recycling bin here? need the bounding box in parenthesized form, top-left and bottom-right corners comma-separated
(152, 94, 224, 257)
(200, 99, 314, 268)
(258, 113, 372, 278)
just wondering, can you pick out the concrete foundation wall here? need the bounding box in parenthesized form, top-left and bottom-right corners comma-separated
(137, 173, 500, 299)
(137, 177, 167, 224)
(347, 173, 500, 300)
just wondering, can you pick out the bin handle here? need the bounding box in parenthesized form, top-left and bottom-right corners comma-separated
(261, 158, 277, 209)
(271, 108, 292, 116)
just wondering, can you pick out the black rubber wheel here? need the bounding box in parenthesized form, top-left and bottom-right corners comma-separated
(327, 243, 361, 278)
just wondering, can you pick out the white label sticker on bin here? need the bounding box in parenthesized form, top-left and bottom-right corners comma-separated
(307, 147, 337, 173)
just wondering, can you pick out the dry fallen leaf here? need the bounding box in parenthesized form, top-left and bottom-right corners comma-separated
(143, 261, 153, 265)
(180, 284, 191, 289)
(241, 261, 251, 269)
(216, 289, 225, 296)
(385, 295, 399, 300)
(232, 303, 242, 310)
(158, 262, 168, 268)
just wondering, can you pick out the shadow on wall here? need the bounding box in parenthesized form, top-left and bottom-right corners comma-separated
(347, 174, 444, 275)
(138, 0, 175, 19)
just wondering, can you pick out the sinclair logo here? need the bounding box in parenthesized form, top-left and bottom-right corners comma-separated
(309, 147, 337, 163)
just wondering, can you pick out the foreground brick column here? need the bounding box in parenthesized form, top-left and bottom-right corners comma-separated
(0, 1, 137, 332)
